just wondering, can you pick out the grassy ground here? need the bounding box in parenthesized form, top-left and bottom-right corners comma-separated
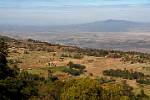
(8, 50, 150, 96)
(50, 66, 66, 73)
(9, 50, 150, 76)
(27, 67, 49, 78)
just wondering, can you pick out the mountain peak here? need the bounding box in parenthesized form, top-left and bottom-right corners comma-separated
(103, 19, 136, 23)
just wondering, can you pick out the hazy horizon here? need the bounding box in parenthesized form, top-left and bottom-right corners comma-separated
(0, 0, 150, 25)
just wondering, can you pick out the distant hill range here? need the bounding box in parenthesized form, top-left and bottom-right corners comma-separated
(0, 20, 150, 33)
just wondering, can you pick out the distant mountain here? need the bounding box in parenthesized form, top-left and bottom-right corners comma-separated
(58, 19, 150, 32)
(62, 20, 139, 32)
(0, 20, 150, 33)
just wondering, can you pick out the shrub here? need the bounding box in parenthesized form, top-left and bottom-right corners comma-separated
(63, 62, 86, 76)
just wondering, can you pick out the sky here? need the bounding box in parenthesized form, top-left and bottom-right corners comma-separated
(0, 0, 150, 25)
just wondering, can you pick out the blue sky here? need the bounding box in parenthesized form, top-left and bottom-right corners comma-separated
(0, 0, 150, 25)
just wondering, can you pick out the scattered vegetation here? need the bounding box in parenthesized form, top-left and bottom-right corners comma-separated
(61, 78, 149, 100)
(103, 69, 144, 80)
(0, 39, 41, 100)
(3, 35, 150, 64)
(103, 69, 150, 85)
(1, 36, 150, 99)
(61, 52, 84, 59)
(64, 46, 150, 64)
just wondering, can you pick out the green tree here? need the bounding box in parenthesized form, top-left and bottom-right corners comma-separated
(0, 72, 39, 100)
(61, 78, 102, 100)
(0, 39, 39, 100)
(0, 39, 17, 79)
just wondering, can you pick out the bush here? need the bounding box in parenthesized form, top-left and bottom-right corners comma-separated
(0, 72, 40, 100)
(63, 62, 86, 76)
(103, 69, 145, 80)
(136, 78, 150, 85)
(72, 53, 83, 59)
(63, 68, 81, 76)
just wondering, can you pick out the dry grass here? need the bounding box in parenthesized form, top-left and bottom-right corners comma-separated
(8, 49, 150, 95)
(9, 50, 150, 76)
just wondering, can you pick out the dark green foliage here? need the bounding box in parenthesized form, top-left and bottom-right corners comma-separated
(121, 55, 147, 64)
(0, 65, 18, 80)
(103, 69, 150, 85)
(0, 53, 7, 66)
(63, 68, 81, 76)
(69, 63, 86, 70)
(63, 62, 86, 76)
(61, 53, 83, 59)
(69, 47, 150, 64)
(0, 39, 40, 100)
(45, 76, 58, 83)
(103, 69, 145, 80)
(0, 38, 8, 67)
(0, 71, 41, 100)
(136, 78, 150, 85)
(0, 38, 8, 56)
(61, 47, 150, 64)
(81, 48, 109, 57)
(97, 77, 116, 84)
(67, 61, 86, 70)
(0, 40, 18, 80)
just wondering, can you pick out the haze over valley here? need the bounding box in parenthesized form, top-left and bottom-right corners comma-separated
(1, 0, 150, 52)
(1, 20, 150, 52)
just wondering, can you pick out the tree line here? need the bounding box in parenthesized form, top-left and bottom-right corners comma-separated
(103, 69, 150, 85)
